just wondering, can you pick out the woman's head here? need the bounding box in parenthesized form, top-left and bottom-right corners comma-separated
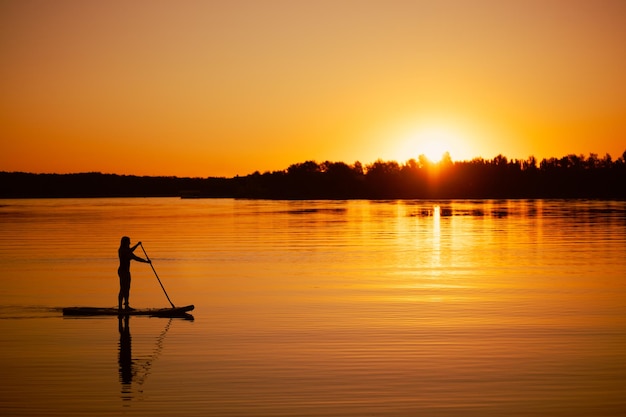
(120, 236, 131, 247)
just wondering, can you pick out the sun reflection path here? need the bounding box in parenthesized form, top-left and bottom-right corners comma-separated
(431, 205, 441, 273)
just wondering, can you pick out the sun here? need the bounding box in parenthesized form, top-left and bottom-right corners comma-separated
(417, 128, 453, 162)
(393, 124, 471, 163)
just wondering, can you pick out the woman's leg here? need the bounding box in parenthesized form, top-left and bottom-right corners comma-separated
(119, 270, 131, 309)
(118, 270, 124, 309)
(123, 275, 131, 308)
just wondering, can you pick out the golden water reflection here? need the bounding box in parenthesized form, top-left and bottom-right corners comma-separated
(0, 198, 625, 416)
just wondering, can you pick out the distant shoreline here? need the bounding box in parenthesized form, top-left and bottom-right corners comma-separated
(2, 153, 626, 200)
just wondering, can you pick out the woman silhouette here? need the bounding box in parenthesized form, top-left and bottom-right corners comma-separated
(118, 236, 150, 310)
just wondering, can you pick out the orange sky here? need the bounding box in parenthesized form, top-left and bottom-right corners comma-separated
(1, 0, 625, 177)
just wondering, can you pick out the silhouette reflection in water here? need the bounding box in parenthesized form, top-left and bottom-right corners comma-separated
(117, 315, 179, 402)
(118, 315, 134, 401)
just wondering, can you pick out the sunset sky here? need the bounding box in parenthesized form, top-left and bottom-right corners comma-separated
(1, 0, 625, 177)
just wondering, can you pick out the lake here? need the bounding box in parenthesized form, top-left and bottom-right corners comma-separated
(0, 198, 625, 416)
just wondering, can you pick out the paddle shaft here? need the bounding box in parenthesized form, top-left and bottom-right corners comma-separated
(140, 243, 175, 308)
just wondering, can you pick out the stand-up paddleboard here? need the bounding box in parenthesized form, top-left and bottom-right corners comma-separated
(65, 243, 193, 318)
(63, 304, 194, 318)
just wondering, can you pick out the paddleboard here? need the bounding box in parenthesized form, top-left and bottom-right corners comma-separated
(63, 304, 194, 318)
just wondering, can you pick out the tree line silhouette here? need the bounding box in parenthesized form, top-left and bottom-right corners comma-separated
(2, 151, 625, 199)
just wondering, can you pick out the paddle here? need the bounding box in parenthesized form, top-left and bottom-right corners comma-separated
(140, 243, 176, 308)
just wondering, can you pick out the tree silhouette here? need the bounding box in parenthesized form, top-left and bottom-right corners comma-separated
(2, 150, 625, 199)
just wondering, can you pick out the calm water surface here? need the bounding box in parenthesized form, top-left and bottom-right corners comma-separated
(0, 198, 625, 416)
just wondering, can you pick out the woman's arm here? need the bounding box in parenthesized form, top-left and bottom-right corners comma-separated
(131, 253, 151, 263)
(130, 241, 142, 252)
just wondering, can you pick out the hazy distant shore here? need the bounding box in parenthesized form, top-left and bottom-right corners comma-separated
(2, 153, 625, 200)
